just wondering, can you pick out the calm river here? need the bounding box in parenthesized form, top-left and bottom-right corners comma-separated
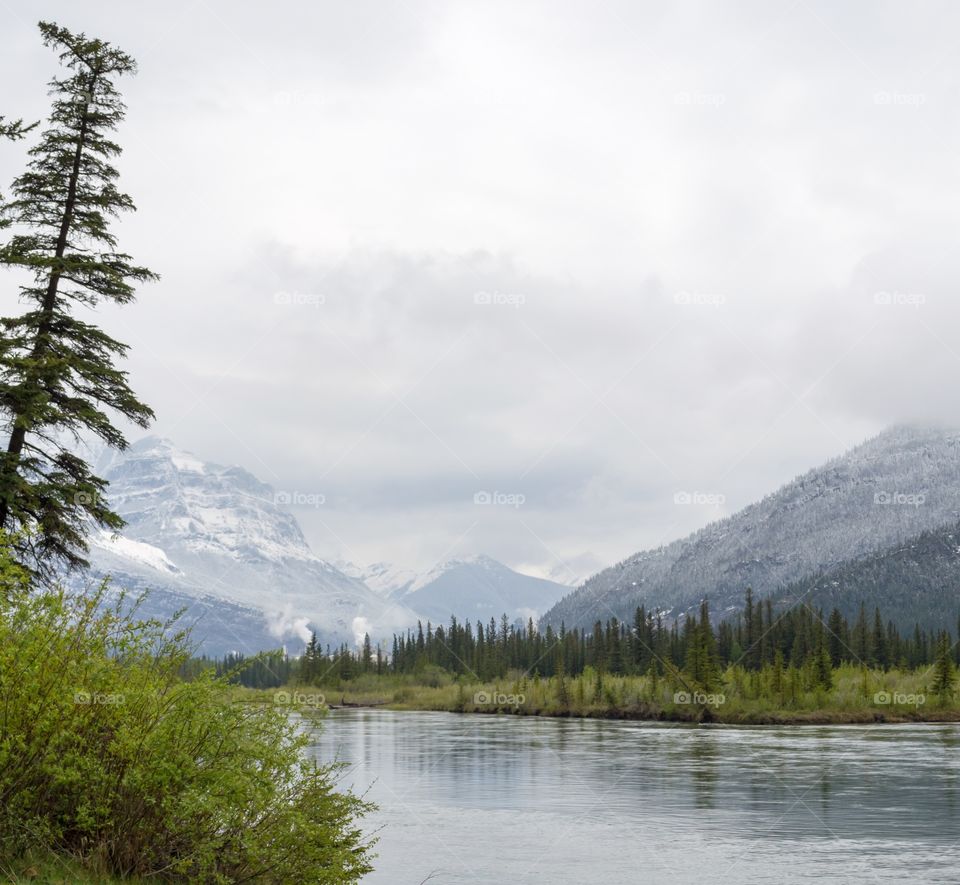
(306, 710, 960, 883)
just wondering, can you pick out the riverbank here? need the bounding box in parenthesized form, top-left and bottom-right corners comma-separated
(246, 666, 960, 725)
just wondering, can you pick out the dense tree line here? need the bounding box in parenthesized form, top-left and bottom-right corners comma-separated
(257, 589, 959, 694)
(211, 588, 959, 706)
(214, 650, 294, 688)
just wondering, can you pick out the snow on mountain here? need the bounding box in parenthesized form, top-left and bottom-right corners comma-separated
(81, 436, 420, 654)
(90, 531, 180, 574)
(336, 560, 418, 598)
(390, 554, 572, 625)
(543, 424, 960, 631)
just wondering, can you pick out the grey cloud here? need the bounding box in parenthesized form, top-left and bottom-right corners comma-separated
(1, 1, 958, 579)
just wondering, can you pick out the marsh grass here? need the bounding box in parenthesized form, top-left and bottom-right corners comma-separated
(275, 663, 960, 725)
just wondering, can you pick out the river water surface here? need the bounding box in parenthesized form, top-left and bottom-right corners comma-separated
(306, 710, 960, 883)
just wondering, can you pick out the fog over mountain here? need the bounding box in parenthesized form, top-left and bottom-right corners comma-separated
(7, 2, 960, 579)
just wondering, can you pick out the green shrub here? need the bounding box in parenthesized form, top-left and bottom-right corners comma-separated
(0, 546, 374, 882)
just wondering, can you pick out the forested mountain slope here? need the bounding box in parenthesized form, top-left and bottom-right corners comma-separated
(543, 425, 960, 630)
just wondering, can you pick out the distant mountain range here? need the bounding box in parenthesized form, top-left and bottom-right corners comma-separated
(339, 555, 570, 625)
(74, 424, 960, 655)
(74, 437, 571, 655)
(543, 425, 960, 632)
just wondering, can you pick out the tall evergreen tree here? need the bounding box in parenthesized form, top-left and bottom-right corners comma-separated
(361, 633, 373, 673)
(687, 599, 721, 691)
(772, 648, 786, 704)
(852, 602, 871, 665)
(956, 614, 960, 667)
(826, 608, 846, 667)
(0, 22, 156, 573)
(303, 631, 319, 682)
(743, 586, 760, 670)
(814, 634, 833, 691)
(872, 607, 888, 670)
(932, 633, 956, 703)
(607, 616, 623, 674)
(554, 658, 570, 710)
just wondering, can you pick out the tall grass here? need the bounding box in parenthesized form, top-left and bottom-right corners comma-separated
(294, 662, 957, 724)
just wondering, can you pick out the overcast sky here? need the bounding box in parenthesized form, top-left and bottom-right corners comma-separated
(1, 1, 958, 581)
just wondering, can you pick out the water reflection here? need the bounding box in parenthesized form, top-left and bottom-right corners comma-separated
(686, 730, 718, 809)
(308, 711, 960, 884)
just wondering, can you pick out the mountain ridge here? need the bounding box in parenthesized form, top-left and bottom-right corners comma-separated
(542, 424, 960, 630)
(79, 436, 421, 654)
(338, 553, 572, 625)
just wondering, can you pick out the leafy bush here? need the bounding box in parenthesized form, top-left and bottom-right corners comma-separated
(0, 546, 374, 882)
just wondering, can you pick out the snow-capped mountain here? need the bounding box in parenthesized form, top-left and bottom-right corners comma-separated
(385, 554, 572, 625)
(543, 424, 960, 630)
(81, 437, 420, 654)
(336, 560, 418, 599)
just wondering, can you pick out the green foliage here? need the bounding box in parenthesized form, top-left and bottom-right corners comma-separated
(0, 118, 34, 142)
(932, 633, 956, 703)
(0, 544, 374, 882)
(313, 661, 960, 724)
(0, 117, 36, 219)
(685, 599, 721, 691)
(554, 661, 569, 710)
(295, 591, 960, 724)
(0, 22, 156, 574)
(372, 592, 953, 688)
(215, 649, 292, 688)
